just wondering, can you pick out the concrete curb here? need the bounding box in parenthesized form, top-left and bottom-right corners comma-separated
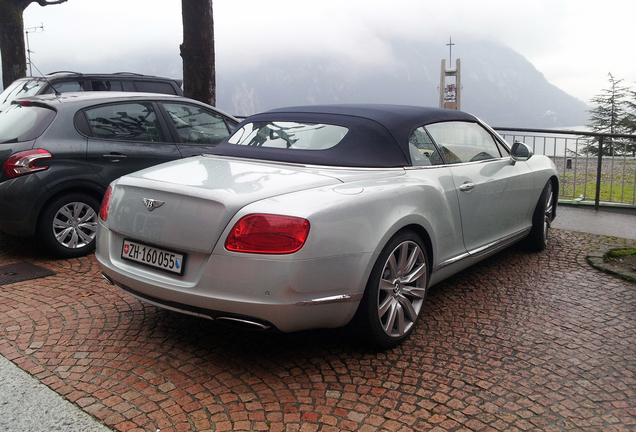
(587, 247, 636, 283)
(0, 354, 113, 432)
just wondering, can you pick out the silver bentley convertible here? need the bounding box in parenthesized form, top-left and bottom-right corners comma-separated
(96, 105, 557, 348)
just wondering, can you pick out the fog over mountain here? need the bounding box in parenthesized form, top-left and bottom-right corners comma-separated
(17, 38, 588, 128)
(217, 39, 588, 128)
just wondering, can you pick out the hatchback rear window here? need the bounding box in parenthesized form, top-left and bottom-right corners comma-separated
(228, 121, 348, 150)
(0, 79, 46, 112)
(0, 103, 56, 143)
(43, 80, 85, 94)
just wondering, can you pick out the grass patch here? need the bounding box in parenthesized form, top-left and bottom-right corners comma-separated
(560, 181, 636, 203)
(608, 248, 636, 258)
(558, 160, 636, 204)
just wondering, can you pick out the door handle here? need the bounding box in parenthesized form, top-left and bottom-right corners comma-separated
(459, 182, 475, 192)
(102, 153, 127, 160)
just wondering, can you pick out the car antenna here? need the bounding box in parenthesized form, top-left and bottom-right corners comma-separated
(30, 60, 62, 97)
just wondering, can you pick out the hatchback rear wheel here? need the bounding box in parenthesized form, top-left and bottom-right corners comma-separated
(38, 193, 100, 258)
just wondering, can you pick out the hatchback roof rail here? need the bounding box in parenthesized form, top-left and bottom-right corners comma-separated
(46, 71, 80, 76)
(112, 72, 146, 76)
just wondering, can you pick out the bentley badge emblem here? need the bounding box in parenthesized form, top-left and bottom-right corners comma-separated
(142, 197, 164, 212)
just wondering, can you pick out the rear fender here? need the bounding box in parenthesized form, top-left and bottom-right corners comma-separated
(214, 177, 461, 294)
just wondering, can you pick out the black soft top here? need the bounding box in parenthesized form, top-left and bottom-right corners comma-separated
(209, 104, 479, 168)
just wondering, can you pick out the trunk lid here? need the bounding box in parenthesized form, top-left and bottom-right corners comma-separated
(106, 156, 347, 253)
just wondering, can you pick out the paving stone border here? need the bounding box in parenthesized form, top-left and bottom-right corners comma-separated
(587, 247, 636, 283)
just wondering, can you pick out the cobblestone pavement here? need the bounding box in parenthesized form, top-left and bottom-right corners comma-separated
(0, 230, 635, 432)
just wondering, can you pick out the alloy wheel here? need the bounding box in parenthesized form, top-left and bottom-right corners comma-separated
(543, 184, 554, 245)
(52, 202, 98, 249)
(376, 240, 427, 338)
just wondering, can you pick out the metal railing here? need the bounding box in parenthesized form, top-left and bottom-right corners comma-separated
(494, 127, 636, 210)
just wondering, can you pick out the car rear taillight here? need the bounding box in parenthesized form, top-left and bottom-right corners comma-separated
(3, 149, 52, 179)
(99, 186, 113, 221)
(225, 214, 310, 254)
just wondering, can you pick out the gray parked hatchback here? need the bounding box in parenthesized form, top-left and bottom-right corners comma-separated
(0, 92, 237, 257)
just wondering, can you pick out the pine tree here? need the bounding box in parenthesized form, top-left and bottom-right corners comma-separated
(586, 73, 630, 156)
(621, 88, 636, 156)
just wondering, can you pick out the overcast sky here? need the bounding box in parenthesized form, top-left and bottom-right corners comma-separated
(21, 0, 636, 103)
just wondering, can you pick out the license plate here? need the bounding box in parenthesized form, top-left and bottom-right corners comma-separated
(121, 239, 185, 275)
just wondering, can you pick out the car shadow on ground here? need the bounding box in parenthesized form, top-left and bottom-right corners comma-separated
(0, 233, 52, 260)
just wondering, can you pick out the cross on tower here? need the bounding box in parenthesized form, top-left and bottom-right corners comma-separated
(446, 37, 455, 63)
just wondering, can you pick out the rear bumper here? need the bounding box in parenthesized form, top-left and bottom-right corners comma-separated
(0, 176, 47, 237)
(95, 226, 373, 333)
(100, 272, 277, 330)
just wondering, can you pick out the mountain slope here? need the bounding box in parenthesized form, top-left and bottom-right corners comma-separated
(217, 39, 588, 128)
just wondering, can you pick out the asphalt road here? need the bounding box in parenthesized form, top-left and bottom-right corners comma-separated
(552, 204, 636, 240)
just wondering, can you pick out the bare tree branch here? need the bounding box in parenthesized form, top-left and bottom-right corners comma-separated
(34, 0, 68, 6)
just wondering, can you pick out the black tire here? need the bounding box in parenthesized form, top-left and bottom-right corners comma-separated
(37, 193, 100, 258)
(525, 181, 555, 252)
(353, 230, 429, 349)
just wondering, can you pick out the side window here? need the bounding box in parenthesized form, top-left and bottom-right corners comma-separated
(44, 81, 85, 94)
(408, 127, 444, 166)
(425, 122, 502, 164)
(163, 103, 231, 145)
(89, 80, 123, 91)
(121, 81, 136, 92)
(134, 81, 177, 95)
(85, 103, 164, 142)
(227, 119, 238, 133)
(495, 137, 510, 156)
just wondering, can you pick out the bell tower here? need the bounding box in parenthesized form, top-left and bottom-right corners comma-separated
(439, 37, 461, 110)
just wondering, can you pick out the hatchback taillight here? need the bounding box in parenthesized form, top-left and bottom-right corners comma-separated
(99, 186, 113, 221)
(3, 149, 52, 179)
(225, 214, 310, 254)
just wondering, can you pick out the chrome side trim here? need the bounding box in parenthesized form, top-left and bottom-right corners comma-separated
(433, 252, 471, 273)
(468, 227, 530, 257)
(294, 293, 364, 306)
(432, 227, 531, 273)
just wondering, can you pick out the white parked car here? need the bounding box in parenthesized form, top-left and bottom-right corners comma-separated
(96, 105, 557, 348)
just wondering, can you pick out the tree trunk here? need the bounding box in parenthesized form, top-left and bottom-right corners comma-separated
(0, 0, 28, 89)
(180, 0, 215, 105)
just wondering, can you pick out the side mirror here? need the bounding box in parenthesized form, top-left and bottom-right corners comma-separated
(510, 141, 533, 164)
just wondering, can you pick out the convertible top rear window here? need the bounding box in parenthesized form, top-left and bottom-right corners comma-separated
(228, 121, 348, 150)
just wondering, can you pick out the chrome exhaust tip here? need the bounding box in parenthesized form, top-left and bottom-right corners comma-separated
(216, 316, 272, 330)
(101, 272, 114, 285)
